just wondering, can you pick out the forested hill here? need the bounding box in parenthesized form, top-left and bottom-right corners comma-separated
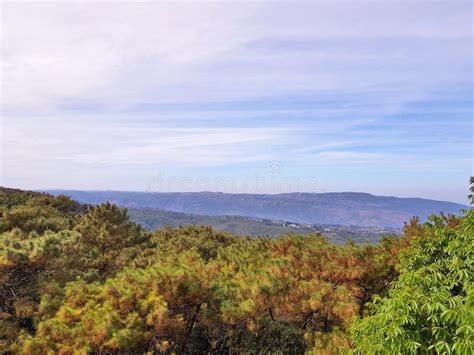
(127, 208, 398, 243)
(46, 190, 466, 228)
(1, 186, 472, 353)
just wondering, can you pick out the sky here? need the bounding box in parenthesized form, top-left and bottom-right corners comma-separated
(0, 1, 472, 204)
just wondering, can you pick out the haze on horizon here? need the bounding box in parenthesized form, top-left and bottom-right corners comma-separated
(1, 1, 472, 204)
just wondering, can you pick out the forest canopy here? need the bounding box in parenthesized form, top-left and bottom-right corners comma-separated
(0, 186, 472, 354)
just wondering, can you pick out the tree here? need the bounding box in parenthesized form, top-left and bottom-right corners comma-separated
(6, 187, 447, 354)
(469, 176, 474, 205)
(350, 209, 474, 354)
(70, 203, 149, 278)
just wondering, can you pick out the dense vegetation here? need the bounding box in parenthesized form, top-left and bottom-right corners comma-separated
(1, 186, 472, 354)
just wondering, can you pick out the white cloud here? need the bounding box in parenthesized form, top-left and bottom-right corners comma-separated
(1, 1, 471, 202)
(1, 113, 289, 167)
(1, 1, 471, 111)
(65, 127, 284, 165)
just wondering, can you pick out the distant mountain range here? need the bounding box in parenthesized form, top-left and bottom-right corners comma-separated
(45, 190, 467, 228)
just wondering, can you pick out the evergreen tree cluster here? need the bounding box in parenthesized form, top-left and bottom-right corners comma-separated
(0, 185, 472, 354)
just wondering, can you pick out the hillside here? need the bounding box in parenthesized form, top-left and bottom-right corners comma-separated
(46, 190, 467, 228)
(128, 208, 398, 243)
(0, 186, 409, 353)
(2, 186, 472, 354)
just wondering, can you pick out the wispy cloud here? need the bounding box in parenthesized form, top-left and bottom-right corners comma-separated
(1, 1, 472, 203)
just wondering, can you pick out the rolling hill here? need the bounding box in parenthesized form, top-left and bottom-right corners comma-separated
(45, 190, 467, 228)
(127, 207, 398, 243)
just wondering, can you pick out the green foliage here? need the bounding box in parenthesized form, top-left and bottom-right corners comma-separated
(351, 209, 473, 354)
(11, 231, 396, 354)
(0, 189, 151, 352)
(0, 188, 84, 235)
(1, 186, 471, 354)
(70, 203, 150, 279)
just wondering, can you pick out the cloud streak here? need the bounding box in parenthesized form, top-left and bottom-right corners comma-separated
(1, 1, 472, 203)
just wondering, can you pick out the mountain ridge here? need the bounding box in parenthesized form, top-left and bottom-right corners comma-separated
(44, 189, 467, 228)
(43, 188, 461, 202)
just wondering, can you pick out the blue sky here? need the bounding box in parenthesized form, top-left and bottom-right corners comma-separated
(1, 1, 472, 204)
